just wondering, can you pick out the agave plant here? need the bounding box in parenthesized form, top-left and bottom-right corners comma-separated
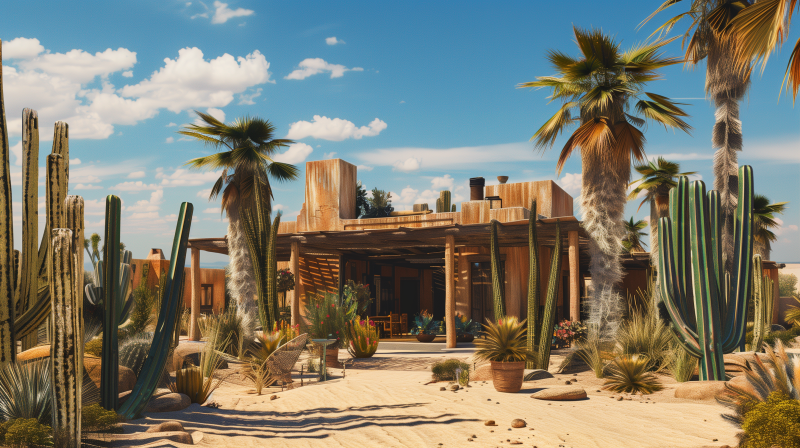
(410, 311, 441, 336)
(474, 317, 533, 363)
(602, 354, 663, 395)
(346, 319, 379, 358)
(0, 359, 52, 425)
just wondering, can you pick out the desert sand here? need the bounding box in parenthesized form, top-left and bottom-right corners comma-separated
(113, 348, 739, 448)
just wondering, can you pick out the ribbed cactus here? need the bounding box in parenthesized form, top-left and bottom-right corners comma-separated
(658, 165, 754, 381)
(526, 201, 540, 369)
(100, 196, 122, 411)
(535, 221, 562, 370)
(436, 190, 451, 213)
(176, 366, 202, 403)
(117, 202, 193, 420)
(0, 41, 15, 367)
(490, 219, 505, 319)
(119, 332, 154, 377)
(451, 204, 456, 213)
(18, 109, 38, 316)
(751, 255, 774, 352)
(241, 178, 282, 330)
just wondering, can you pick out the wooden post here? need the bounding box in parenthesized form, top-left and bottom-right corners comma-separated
(445, 234, 456, 348)
(290, 241, 300, 326)
(568, 231, 580, 321)
(338, 255, 345, 298)
(189, 247, 201, 341)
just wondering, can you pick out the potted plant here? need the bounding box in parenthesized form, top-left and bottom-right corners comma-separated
(410, 311, 440, 342)
(454, 312, 481, 343)
(474, 317, 532, 393)
(304, 290, 366, 368)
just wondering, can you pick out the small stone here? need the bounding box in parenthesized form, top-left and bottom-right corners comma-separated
(485, 420, 497, 426)
(597, 390, 601, 392)
(450, 384, 460, 391)
(270, 395, 278, 400)
(487, 398, 491, 401)
(440, 387, 447, 391)
(467, 438, 473, 442)
(571, 379, 577, 382)
(564, 380, 572, 385)
(511, 419, 526, 428)
(510, 442, 522, 445)
(713, 439, 718, 442)
(471, 435, 477, 438)
(616, 396, 623, 401)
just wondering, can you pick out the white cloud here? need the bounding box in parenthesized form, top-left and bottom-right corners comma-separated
(156, 168, 221, 187)
(19, 47, 137, 84)
(127, 171, 146, 179)
(74, 184, 102, 190)
(238, 87, 262, 105)
(126, 189, 164, 213)
(272, 142, 313, 164)
(325, 37, 344, 45)
(324, 152, 337, 159)
(191, 12, 209, 19)
(775, 218, 799, 236)
(166, 122, 177, 127)
(197, 188, 212, 198)
(357, 142, 542, 169)
(286, 116, 386, 141)
(390, 186, 419, 210)
(196, 107, 225, 125)
(431, 174, 455, 190)
(284, 58, 363, 80)
(211, 1, 254, 24)
(203, 207, 219, 214)
(392, 157, 421, 172)
(111, 181, 161, 191)
(10, 141, 22, 166)
(357, 165, 373, 172)
(557, 172, 582, 196)
(70, 158, 81, 165)
(166, 137, 174, 143)
(122, 70, 133, 78)
(1, 37, 45, 59)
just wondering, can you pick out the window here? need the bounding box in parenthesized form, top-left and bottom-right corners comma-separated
(201, 284, 213, 312)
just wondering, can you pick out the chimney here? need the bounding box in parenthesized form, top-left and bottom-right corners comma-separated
(469, 177, 485, 201)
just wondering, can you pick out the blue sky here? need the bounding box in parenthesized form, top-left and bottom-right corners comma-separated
(1, 0, 798, 266)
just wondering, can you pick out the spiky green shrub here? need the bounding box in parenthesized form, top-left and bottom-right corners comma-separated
(0, 359, 52, 425)
(304, 291, 364, 348)
(474, 317, 532, 363)
(738, 392, 800, 448)
(119, 332, 154, 377)
(345, 319, 379, 358)
(614, 305, 672, 372)
(667, 343, 697, 383)
(559, 329, 613, 378)
(81, 404, 120, 433)
(602, 354, 663, 395)
(431, 359, 470, 382)
(84, 338, 103, 357)
(199, 304, 255, 359)
(0, 418, 53, 447)
(120, 274, 157, 339)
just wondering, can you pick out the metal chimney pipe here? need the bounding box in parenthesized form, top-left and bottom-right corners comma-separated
(469, 177, 485, 201)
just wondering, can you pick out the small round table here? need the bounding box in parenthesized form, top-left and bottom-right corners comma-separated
(311, 339, 338, 382)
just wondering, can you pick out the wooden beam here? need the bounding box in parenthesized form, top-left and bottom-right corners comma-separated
(568, 231, 580, 321)
(445, 234, 456, 348)
(189, 247, 201, 341)
(290, 241, 300, 326)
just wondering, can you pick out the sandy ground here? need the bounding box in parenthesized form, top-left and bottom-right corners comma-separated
(112, 348, 739, 448)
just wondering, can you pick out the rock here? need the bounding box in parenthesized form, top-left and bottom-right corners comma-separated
(674, 381, 727, 401)
(616, 396, 623, 401)
(17, 345, 51, 361)
(120, 388, 172, 407)
(84, 355, 137, 393)
(146, 421, 185, 433)
(484, 420, 497, 426)
(450, 384, 460, 391)
(145, 393, 191, 413)
(511, 419, 526, 428)
(270, 395, 278, 400)
(727, 375, 757, 397)
(523, 369, 554, 381)
(163, 432, 194, 444)
(440, 387, 447, 391)
(172, 342, 227, 372)
(724, 353, 751, 376)
(472, 365, 493, 382)
(530, 386, 587, 401)
(510, 441, 522, 445)
(564, 380, 572, 385)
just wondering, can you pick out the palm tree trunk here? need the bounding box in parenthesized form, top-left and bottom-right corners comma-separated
(226, 205, 258, 318)
(707, 37, 750, 275)
(582, 158, 628, 340)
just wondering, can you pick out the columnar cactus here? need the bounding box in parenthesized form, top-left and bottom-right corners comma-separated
(490, 219, 505, 319)
(18, 109, 38, 316)
(436, 190, 452, 213)
(100, 196, 122, 411)
(658, 165, 754, 381)
(526, 201, 540, 369)
(0, 41, 15, 367)
(117, 202, 193, 420)
(241, 179, 282, 330)
(535, 221, 562, 370)
(751, 255, 774, 352)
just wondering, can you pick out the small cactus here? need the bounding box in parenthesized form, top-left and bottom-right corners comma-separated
(119, 332, 154, 377)
(176, 366, 202, 403)
(751, 255, 775, 352)
(436, 190, 451, 213)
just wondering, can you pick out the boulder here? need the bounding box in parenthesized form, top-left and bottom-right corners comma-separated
(472, 365, 493, 382)
(145, 393, 192, 413)
(83, 355, 137, 393)
(17, 345, 51, 362)
(119, 388, 173, 407)
(726, 375, 757, 397)
(523, 369, 554, 381)
(146, 421, 185, 433)
(724, 353, 751, 376)
(172, 342, 227, 372)
(674, 381, 727, 400)
(161, 432, 194, 445)
(530, 386, 587, 401)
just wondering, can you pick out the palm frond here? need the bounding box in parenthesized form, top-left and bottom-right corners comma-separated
(726, 0, 796, 74)
(556, 118, 615, 174)
(530, 102, 578, 149)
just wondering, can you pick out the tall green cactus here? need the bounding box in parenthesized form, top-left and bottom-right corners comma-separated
(535, 221, 562, 370)
(0, 40, 15, 367)
(490, 219, 505, 319)
(100, 196, 122, 411)
(658, 165, 754, 381)
(18, 109, 38, 316)
(751, 255, 774, 352)
(436, 190, 452, 213)
(526, 201, 540, 369)
(117, 202, 193, 420)
(241, 179, 282, 330)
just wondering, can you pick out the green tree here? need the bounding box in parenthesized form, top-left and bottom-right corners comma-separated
(780, 273, 798, 298)
(753, 194, 788, 261)
(628, 157, 696, 268)
(644, 0, 752, 276)
(181, 111, 298, 316)
(518, 27, 692, 339)
(622, 217, 648, 254)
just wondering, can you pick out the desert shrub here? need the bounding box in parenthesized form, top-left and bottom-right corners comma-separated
(764, 325, 800, 346)
(82, 403, 121, 433)
(615, 298, 672, 371)
(119, 332, 154, 377)
(602, 354, 663, 395)
(84, 338, 103, 357)
(0, 418, 52, 447)
(304, 291, 363, 348)
(431, 359, 471, 382)
(0, 359, 52, 425)
(200, 304, 255, 359)
(559, 330, 613, 378)
(738, 391, 800, 448)
(667, 342, 697, 382)
(346, 319, 379, 358)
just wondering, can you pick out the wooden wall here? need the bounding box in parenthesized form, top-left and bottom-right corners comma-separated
(130, 259, 226, 315)
(485, 180, 574, 219)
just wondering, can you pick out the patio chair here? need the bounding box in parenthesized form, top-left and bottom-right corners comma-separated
(264, 333, 308, 390)
(389, 313, 402, 338)
(400, 314, 408, 335)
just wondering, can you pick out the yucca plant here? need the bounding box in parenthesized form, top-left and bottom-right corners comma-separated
(345, 319, 379, 358)
(242, 357, 272, 396)
(602, 354, 664, 395)
(560, 330, 614, 378)
(474, 317, 533, 363)
(0, 359, 52, 425)
(614, 301, 673, 372)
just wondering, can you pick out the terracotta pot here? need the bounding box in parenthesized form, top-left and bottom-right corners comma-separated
(456, 334, 475, 343)
(490, 361, 525, 393)
(326, 346, 343, 369)
(416, 334, 436, 342)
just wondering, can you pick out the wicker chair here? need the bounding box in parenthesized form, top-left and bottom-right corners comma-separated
(265, 333, 308, 390)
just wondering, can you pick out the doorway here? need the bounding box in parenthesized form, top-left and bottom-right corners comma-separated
(471, 261, 504, 324)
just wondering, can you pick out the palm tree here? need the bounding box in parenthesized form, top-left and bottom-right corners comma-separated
(725, 0, 800, 101)
(181, 111, 298, 316)
(622, 217, 649, 254)
(643, 1, 752, 276)
(752, 194, 788, 261)
(518, 27, 692, 339)
(628, 157, 696, 268)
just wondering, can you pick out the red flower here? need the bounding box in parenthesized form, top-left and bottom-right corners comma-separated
(326, 314, 330, 318)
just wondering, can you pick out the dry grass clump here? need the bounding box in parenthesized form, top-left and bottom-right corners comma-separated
(602, 354, 663, 395)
